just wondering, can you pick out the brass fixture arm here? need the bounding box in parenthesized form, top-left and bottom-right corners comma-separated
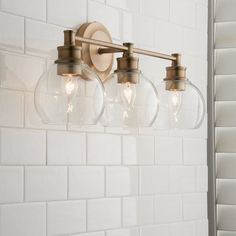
(75, 35, 177, 62)
(76, 35, 127, 51)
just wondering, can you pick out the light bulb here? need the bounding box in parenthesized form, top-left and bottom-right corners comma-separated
(119, 82, 136, 119)
(169, 91, 182, 115)
(62, 75, 79, 113)
(120, 82, 136, 109)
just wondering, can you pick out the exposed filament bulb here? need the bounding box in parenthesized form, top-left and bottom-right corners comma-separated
(169, 90, 182, 122)
(120, 82, 136, 109)
(63, 75, 78, 113)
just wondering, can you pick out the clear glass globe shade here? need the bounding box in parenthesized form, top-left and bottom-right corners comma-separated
(100, 71, 159, 128)
(34, 64, 104, 125)
(155, 79, 205, 129)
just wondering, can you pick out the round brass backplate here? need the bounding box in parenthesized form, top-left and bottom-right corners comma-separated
(76, 22, 113, 81)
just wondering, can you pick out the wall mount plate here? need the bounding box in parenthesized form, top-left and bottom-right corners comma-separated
(76, 22, 113, 81)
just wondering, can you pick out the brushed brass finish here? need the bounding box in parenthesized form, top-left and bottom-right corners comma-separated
(76, 34, 177, 61)
(164, 53, 187, 91)
(115, 43, 140, 84)
(76, 22, 113, 81)
(55, 23, 187, 91)
(55, 30, 83, 76)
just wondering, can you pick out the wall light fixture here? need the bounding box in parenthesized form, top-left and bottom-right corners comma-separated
(34, 22, 205, 129)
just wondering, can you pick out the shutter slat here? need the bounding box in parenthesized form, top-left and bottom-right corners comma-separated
(216, 128, 236, 153)
(217, 180, 236, 204)
(215, 102, 236, 127)
(215, 22, 236, 49)
(215, 0, 236, 22)
(215, 0, 236, 232)
(215, 75, 236, 101)
(218, 230, 236, 236)
(215, 49, 236, 75)
(217, 154, 236, 178)
(218, 205, 236, 230)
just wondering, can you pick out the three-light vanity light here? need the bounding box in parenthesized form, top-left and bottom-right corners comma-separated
(34, 22, 205, 129)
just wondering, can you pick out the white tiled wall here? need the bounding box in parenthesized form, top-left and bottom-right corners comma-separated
(0, 0, 208, 236)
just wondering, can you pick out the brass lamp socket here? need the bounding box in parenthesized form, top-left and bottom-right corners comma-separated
(55, 30, 83, 76)
(164, 54, 187, 91)
(115, 43, 140, 84)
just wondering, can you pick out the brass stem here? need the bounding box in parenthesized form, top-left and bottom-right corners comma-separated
(75, 35, 177, 62)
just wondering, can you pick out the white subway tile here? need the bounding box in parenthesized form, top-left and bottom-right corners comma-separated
(26, 19, 64, 56)
(123, 196, 155, 226)
(1, 128, 46, 165)
(137, 196, 155, 225)
(196, 4, 208, 33)
(169, 166, 196, 193)
(106, 228, 139, 236)
(139, 55, 169, 84)
(169, 222, 196, 236)
(69, 166, 104, 199)
(87, 198, 121, 231)
(140, 224, 169, 236)
(0, 203, 46, 236)
(0, 1, 208, 234)
(0, 12, 24, 52)
(183, 193, 207, 220)
(47, 131, 86, 165)
(1, 0, 46, 20)
(196, 166, 208, 192)
(25, 166, 67, 201)
(141, 0, 169, 20)
(88, 1, 120, 40)
(140, 166, 169, 194)
(0, 51, 46, 91)
(78, 233, 105, 236)
(106, 167, 138, 197)
(0, 166, 23, 203)
(155, 195, 183, 223)
(122, 197, 138, 227)
(133, 15, 155, 47)
(123, 135, 155, 165)
(198, 0, 208, 6)
(155, 21, 183, 55)
(0, 89, 24, 127)
(182, 55, 207, 88)
(196, 220, 208, 236)
(170, 0, 196, 28)
(155, 136, 182, 165)
(106, 0, 139, 11)
(183, 29, 207, 60)
(106, 0, 128, 9)
(87, 133, 121, 165)
(48, 0, 86, 28)
(47, 200, 86, 236)
(183, 138, 207, 165)
(122, 12, 133, 42)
